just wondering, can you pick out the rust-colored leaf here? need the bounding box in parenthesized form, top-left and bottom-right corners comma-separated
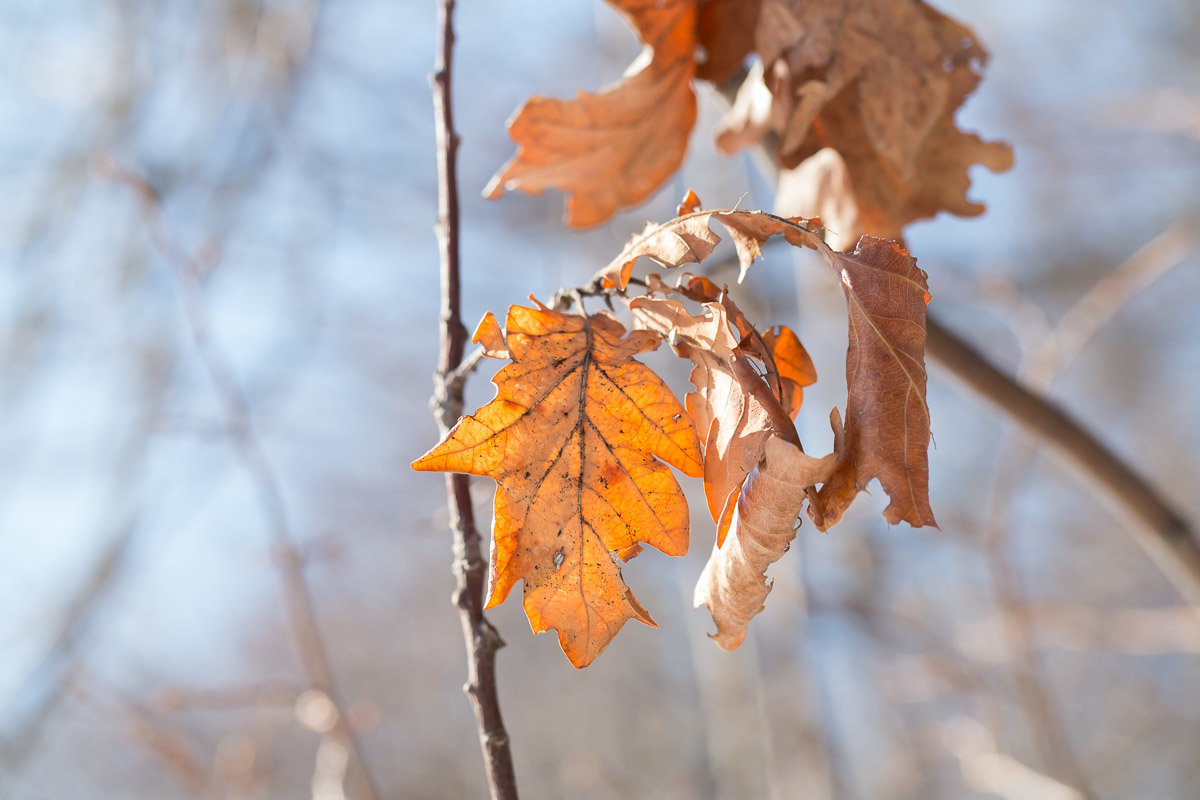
(603, 204, 935, 530)
(696, 0, 761, 83)
(813, 237, 937, 529)
(413, 303, 702, 667)
(716, 0, 1013, 244)
(694, 437, 836, 650)
(763, 325, 816, 418)
(484, 0, 697, 228)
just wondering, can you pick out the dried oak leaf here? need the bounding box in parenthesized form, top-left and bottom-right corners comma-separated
(717, 0, 1014, 244)
(603, 206, 935, 530)
(669, 271, 815, 418)
(629, 297, 772, 535)
(763, 324, 816, 418)
(630, 295, 831, 649)
(412, 303, 702, 667)
(484, 0, 697, 228)
(814, 237, 937, 528)
(695, 437, 836, 650)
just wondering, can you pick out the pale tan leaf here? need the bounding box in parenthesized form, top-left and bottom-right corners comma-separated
(694, 437, 836, 650)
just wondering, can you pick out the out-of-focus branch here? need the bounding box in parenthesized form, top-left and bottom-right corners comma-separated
(924, 318, 1200, 608)
(430, 1, 519, 798)
(73, 673, 212, 796)
(707, 76, 1200, 610)
(103, 162, 379, 800)
(982, 440, 1094, 799)
(976, 225, 1192, 796)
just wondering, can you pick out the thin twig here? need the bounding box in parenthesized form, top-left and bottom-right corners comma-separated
(104, 163, 379, 800)
(974, 226, 1194, 796)
(982, 438, 1095, 798)
(973, 299, 1092, 796)
(1048, 224, 1196, 370)
(431, 1, 519, 797)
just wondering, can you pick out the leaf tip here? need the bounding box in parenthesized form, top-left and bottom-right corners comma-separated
(410, 448, 440, 473)
(627, 589, 658, 629)
(472, 311, 509, 358)
(481, 169, 508, 201)
(677, 188, 703, 216)
(709, 629, 746, 652)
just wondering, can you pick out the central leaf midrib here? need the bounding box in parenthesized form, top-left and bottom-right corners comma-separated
(577, 321, 597, 634)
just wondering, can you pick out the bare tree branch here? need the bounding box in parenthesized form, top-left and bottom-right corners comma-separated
(924, 318, 1200, 609)
(430, 1, 519, 797)
(103, 163, 380, 800)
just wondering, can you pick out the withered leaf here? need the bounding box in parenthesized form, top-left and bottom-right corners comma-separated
(716, 0, 1013, 244)
(813, 237, 937, 529)
(684, 280, 815, 419)
(485, 0, 697, 228)
(630, 297, 774, 537)
(696, 0, 761, 84)
(631, 292, 830, 649)
(763, 324, 816, 418)
(694, 437, 836, 650)
(413, 303, 702, 667)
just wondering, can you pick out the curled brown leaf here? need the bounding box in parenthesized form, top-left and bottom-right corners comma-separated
(694, 437, 836, 650)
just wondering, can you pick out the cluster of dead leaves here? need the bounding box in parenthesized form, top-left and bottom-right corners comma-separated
(485, 0, 1012, 243)
(416, 0, 1013, 665)
(415, 197, 935, 664)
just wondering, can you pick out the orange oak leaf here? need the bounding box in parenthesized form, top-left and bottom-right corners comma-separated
(763, 324, 816, 418)
(600, 204, 935, 529)
(472, 311, 509, 358)
(484, 0, 697, 228)
(715, 0, 1013, 243)
(694, 436, 836, 650)
(412, 302, 702, 667)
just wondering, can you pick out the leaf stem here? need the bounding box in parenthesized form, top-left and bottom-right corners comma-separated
(431, 1, 519, 797)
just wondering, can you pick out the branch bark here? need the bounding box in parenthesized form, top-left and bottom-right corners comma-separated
(431, 1, 519, 798)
